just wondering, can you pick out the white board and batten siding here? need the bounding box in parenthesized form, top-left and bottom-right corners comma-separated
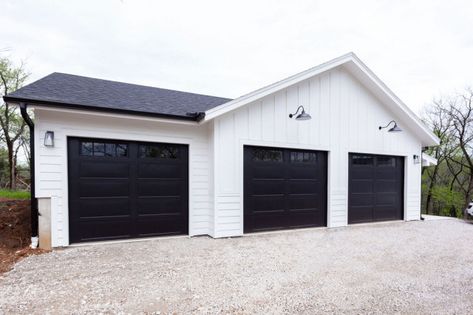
(34, 109, 214, 246)
(212, 66, 422, 237)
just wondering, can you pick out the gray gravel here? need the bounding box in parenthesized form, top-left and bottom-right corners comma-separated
(1, 219, 473, 314)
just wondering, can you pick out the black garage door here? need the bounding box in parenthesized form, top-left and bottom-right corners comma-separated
(244, 146, 327, 233)
(348, 153, 404, 224)
(68, 137, 188, 243)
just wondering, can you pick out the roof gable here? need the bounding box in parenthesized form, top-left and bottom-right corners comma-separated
(204, 52, 439, 146)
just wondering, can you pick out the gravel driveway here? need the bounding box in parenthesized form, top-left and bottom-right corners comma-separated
(1, 219, 473, 314)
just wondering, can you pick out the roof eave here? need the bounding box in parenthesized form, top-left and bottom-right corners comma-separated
(3, 95, 202, 122)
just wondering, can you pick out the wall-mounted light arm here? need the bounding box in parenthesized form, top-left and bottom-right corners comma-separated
(379, 120, 402, 132)
(289, 105, 311, 121)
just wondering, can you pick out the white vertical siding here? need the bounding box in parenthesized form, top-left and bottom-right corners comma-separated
(35, 109, 213, 246)
(212, 67, 423, 237)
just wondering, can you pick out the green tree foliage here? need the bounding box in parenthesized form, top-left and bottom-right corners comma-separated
(421, 89, 473, 219)
(430, 185, 464, 217)
(0, 56, 29, 189)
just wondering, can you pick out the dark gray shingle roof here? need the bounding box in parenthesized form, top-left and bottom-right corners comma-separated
(4, 72, 232, 120)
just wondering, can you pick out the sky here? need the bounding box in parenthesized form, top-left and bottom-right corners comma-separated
(1, 0, 473, 115)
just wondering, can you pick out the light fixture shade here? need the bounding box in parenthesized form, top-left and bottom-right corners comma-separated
(388, 123, 402, 132)
(44, 131, 54, 147)
(296, 111, 312, 121)
(289, 106, 312, 121)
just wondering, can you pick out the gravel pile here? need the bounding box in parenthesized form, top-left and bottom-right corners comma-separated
(1, 219, 473, 314)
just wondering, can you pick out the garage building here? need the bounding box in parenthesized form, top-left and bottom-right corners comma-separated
(3, 53, 439, 248)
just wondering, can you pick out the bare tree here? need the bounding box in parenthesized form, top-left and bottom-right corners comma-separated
(422, 98, 456, 214)
(0, 57, 29, 189)
(445, 88, 473, 218)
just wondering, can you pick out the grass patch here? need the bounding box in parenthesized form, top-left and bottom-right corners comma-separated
(0, 189, 30, 200)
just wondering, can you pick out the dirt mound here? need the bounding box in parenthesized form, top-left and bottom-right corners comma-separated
(0, 199, 47, 274)
(0, 200, 31, 248)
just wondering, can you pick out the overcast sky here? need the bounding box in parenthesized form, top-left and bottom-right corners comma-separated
(2, 0, 472, 114)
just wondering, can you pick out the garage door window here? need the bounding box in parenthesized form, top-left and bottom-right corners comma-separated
(377, 156, 396, 167)
(352, 154, 374, 165)
(80, 141, 128, 157)
(290, 151, 317, 163)
(139, 144, 179, 159)
(252, 148, 283, 162)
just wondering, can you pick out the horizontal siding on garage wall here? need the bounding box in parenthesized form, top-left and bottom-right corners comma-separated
(34, 109, 213, 246)
(212, 66, 422, 237)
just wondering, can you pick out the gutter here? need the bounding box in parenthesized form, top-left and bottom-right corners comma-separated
(19, 103, 39, 248)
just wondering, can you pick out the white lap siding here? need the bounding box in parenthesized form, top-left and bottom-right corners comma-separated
(34, 109, 213, 246)
(212, 67, 422, 237)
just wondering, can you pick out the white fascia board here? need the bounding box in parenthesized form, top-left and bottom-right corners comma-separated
(28, 105, 199, 126)
(422, 153, 438, 166)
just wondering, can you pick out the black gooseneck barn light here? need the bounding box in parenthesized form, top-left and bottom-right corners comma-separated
(289, 105, 311, 121)
(379, 120, 402, 132)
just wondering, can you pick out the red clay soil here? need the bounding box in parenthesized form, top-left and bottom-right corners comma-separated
(0, 199, 48, 274)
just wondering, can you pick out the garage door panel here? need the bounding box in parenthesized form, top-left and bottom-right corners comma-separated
(72, 220, 133, 242)
(350, 193, 374, 206)
(349, 153, 403, 224)
(250, 165, 284, 179)
(288, 195, 320, 210)
(250, 179, 285, 195)
(349, 206, 373, 223)
(244, 146, 327, 233)
(375, 192, 397, 206)
(68, 137, 188, 243)
(137, 197, 183, 215)
(288, 180, 321, 194)
(137, 163, 183, 178)
(375, 167, 398, 178)
(247, 214, 287, 232)
(350, 180, 373, 193)
(351, 167, 374, 179)
(373, 206, 399, 221)
(252, 195, 285, 212)
(287, 166, 320, 179)
(375, 180, 397, 193)
(287, 211, 324, 228)
(78, 198, 131, 218)
(135, 217, 185, 237)
(79, 161, 130, 178)
(79, 179, 130, 197)
(137, 180, 183, 197)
